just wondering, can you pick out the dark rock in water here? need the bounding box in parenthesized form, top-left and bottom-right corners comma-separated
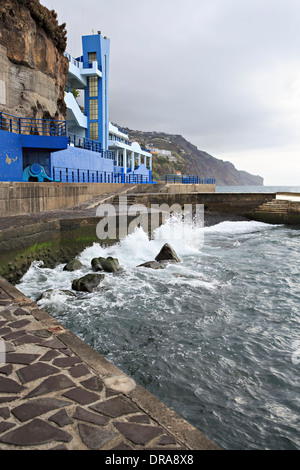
(37, 289, 77, 301)
(138, 261, 165, 270)
(91, 257, 120, 273)
(63, 259, 83, 272)
(91, 258, 103, 272)
(72, 274, 105, 293)
(155, 244, 181, 263)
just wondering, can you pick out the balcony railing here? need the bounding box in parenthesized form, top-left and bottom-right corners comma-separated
(164, 175, 216, 184)
(0, 111, 67, 137)
(53, 167, 151, 184)
(109, 134, 132, 146)
(68, 133, 114, 159)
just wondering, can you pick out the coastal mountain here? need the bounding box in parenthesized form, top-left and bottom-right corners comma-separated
(121, 127, 264, 186)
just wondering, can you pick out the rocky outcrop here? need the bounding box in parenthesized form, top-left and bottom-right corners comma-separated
(72, 274, 105, 293)
(0, 0, 68, 120)
(91, 257, 120, 273)
(138, 244, 181, 270)
(155, 244, 181, 263)
(63, 259, 84, 272)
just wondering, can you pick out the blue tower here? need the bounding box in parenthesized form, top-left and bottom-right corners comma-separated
(81, 34, 110, 152)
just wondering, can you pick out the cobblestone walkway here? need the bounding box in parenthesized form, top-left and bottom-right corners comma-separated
(0, 276, 219, 451)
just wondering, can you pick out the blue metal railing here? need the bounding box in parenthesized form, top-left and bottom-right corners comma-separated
(68, 133, 114, 159)
(165, 174, 216, 184)
(53, 167, 151, 184)
(0, 111, 67, 137)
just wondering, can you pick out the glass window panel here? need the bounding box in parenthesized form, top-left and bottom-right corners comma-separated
(89, 99, 98, 120)
(89, 76, 98, 97)
(89, 122, 98, 141)
(88, 52, 97, 62)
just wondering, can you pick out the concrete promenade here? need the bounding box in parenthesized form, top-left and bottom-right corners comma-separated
(0, 275, 220, 451)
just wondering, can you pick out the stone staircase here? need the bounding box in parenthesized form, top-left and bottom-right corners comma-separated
(253, 199, 290, 215)
(111, 194, 137, 206)
(249, 198, 300, 225)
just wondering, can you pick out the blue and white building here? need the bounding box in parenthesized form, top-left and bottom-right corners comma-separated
(60, 32, 152, 183)
(0, 33, 152, 184)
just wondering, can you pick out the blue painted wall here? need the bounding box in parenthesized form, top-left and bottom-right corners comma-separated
(82, 35, 110, 151)
(0, 130, 23, 181)
(51, 146, 114, 172)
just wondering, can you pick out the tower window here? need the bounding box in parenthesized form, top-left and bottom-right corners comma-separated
(89, 99, 98, 120)
(90, 122, 98, 141)
(89, 76, 98, 97)
(88, 52, 97, 63)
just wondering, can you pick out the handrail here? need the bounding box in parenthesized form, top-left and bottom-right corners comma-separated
(0, 111, 67, 137)
(165, 174, 216, 184)
(68, 133, 114, 159)
(53, 167, 151, 184)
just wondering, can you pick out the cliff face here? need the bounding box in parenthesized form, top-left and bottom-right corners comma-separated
(123, 127, 264, 186)
(0, 0, 68, 120)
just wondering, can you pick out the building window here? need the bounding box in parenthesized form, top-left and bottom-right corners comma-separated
(88, 52, 97, 63)
(89, 76, 98, 97)
(89, 99, 98, 120)
(90, 122, 98, 141)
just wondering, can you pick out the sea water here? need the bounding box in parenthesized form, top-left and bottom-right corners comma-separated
(17, 194, 300, 450)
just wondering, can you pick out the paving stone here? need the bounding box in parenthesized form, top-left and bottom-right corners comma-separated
(0, 422, 16, 434)
(26, 374, 76, 398)
(89, 395, 139, 418)
(106, 388, 119, 398)
(73, 406, 109, 426)
(80, 376, 103, 392)
(13, 334, 44, 346)
(13, 308, 31, 316)
(62, 387, 100, 405)
(5, 353, 40, 365)
(0, 376, 26, 393)
(0, 406, 10, 419)
(49, 409, 74, 427)
(111, 442, 134, 450)
(0, 418, 72, 446)
(78, 423, 116, 450)
(12, 397, 72, 422)
(3, 329, 28, 341)
(128, 414, 151, 424)
(0, 364, 13, 376)
(0, 396, 18, 403)
(31, 329, 52, 339)
(8, 319, 31, 329)
(53, 357, 82, 368)
(158, 434, 178, 445)
(0, 321, 8, 328)
(39, 350, 61, 362)
(113, 422, 164, 445)
(17, 362, 60, 384)
(0, 310, 16, 321)
(41, 337, 67, 350)
(0, 327, 12, 335)
(3, 342, 15, 353)
(0, 301, 13, 307)
(51, 444, 68, 450)
(69, 363, 90, 378)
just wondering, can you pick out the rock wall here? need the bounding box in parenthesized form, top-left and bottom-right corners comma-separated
(0, 0, 68, 120)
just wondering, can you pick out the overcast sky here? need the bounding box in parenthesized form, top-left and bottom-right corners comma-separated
(42, 0, 300, 185)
